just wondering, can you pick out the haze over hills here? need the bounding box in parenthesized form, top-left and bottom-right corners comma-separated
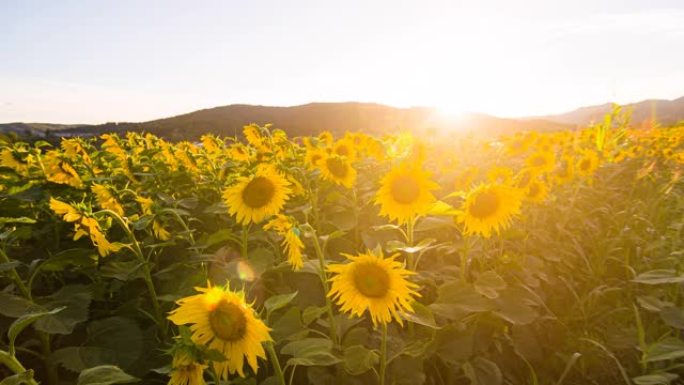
(1, 96, 682, 140)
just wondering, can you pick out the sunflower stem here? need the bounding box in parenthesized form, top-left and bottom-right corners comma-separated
(97, 209, 167, 339)
(308, 226, 339, 345)
(379, 323, 388, 385)
(266, 342, 286, 385)
(0, 350, 38, 385)
(460, 235, 471, 282)
(0, 247, 31, 299)
(405, 216, 415, 270)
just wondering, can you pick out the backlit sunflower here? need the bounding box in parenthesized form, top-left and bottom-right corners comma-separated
(332, 138, 357, 161)
(327, 250, 420, 327)
(487, 166, 514, 185)
(318, 154, 356, 188)
(168, 285, 271, 380)
(304, 147, 326, 170)
(551, 155, 573, 185)
(456, 183, 522, 238)
(375, 163, 438, 224)
(454, 166, 479, 192)
(576, 150, 599, 177)
(525, 151, 555, 173)
(524, 180, 548, 203)
(223, 167, 292, 225)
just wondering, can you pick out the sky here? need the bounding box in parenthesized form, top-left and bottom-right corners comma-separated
(1, 0, 683, 124)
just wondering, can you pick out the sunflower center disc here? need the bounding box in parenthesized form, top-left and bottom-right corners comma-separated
(353, 263, 390, 298)
(469, 190, 500, 218)
(209, 300, 247, 342)
(326, 157, 348, 178)
(532, 156, 546, 167)
(242, 176, 276, 208)
(579, 159, 590, 171)
(335, 145, 350, 157)
(527, 183, 540, 198)
(390, 176, 421, 204)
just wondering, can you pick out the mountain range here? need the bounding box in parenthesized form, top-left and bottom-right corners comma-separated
(1, 96, 682, 141)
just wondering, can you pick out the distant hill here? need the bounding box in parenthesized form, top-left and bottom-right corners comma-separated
(541, 96, 684, 127)
(2, 96, 683, 141)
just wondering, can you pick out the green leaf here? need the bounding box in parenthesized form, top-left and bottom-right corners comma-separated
(646, 338, 684, 362)
(400, 301, 438, 329)
(661, 307, 684, 329)
(0, 370, 35, 385)
(463, 357, 502, 385)
(435, 323, 473, 364)
(264, 291, 298, 319)
(0, 292, 34, 318)
(633, 270, 684, 285)
(0, 217, 37, 226)
(637, 296, 674, 312)
(8, 306, 65, 355)
(430, 281, 494, 320)
(343, 345, 379, 375)
(632, 373, 679, 385)
(86, 317, 144, 370)
(34, 285, 92, 335)
(0, 260, 21, 272)
(282, 338, 340, 367)
(39, 248, 97, 272)
(52, 347, 118, 373)
(474, 271, 507, 299)
(76, 365, 139, 385)
(302, 306, 327, 326)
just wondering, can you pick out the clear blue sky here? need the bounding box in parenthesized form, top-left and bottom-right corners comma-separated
(1, 0, 683, 123)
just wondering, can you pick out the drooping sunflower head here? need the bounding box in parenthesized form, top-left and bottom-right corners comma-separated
(327, 250, 420, 326)
(375, 163, 438, 224)
(223, 167, 292, 225)
(168, 350, 207, 385)
(457, 183, 522, 238)
(318, 154, 356, 188)
(167, 285, 271, 380)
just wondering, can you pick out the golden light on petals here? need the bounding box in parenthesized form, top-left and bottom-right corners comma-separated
(327, 250, 420, 326)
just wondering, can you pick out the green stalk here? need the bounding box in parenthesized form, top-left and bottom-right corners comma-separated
(98, 209, 166, 338)
(0, 350, 38, 385)
(266, 342, 286, 385)
(405, 216, 415, 269)
(0, 248, 31, 299)
(307, 226, 338, 345)
(379, 323, 388, 385)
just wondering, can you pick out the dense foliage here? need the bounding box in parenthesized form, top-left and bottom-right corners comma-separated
(1, 112, 684, 385)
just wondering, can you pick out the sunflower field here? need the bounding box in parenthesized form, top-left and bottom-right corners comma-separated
(1, 111, 684, 385)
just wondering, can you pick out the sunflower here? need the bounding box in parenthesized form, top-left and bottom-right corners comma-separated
(487, 166, 513, 185)
(553, 156, 574, 185)
(454, 166, 479, 192)
(318, 154, 356, 188)
(168, 351, 207, 385)
(525, 151, 555, 173)
(91, 184, 124, 216)
(327, 250, 420, 326)
(223, 167, 292, 225)
(456, 183, 522, 238)
(264, 214, 305, 270)
(375, 163, 438, 224)
(576, 150, 599, 177)
(168, 285, 271, 380)
(332, 138, 357, 161)
(524, 180, 548, 203)
(304, 147, 326, 170)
